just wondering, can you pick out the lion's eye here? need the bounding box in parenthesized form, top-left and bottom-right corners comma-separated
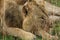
(41, 16, 44, 19)
(38, 16, 45, 20)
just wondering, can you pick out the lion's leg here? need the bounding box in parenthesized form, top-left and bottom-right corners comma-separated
(35, 29, 58, 40)
(3, 26, 36, 40)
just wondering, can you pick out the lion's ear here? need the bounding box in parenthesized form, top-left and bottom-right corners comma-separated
(22, 6, 28, 17)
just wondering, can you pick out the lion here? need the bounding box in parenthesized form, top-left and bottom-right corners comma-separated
(22, 1, 58, 40)
(1, 0, 58, 40)
(1, 0, 36, 40)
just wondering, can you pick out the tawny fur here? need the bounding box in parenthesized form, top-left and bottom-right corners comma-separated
(1, 0, 58, 40)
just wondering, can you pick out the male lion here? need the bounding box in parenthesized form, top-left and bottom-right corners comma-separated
(1, 0, 58, 40)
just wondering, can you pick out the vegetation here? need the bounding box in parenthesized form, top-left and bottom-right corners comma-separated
(46, 0, 60, 7)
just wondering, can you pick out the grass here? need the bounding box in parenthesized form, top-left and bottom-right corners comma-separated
(46, 0, 60, 7)
(0, 34, 42, 40)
